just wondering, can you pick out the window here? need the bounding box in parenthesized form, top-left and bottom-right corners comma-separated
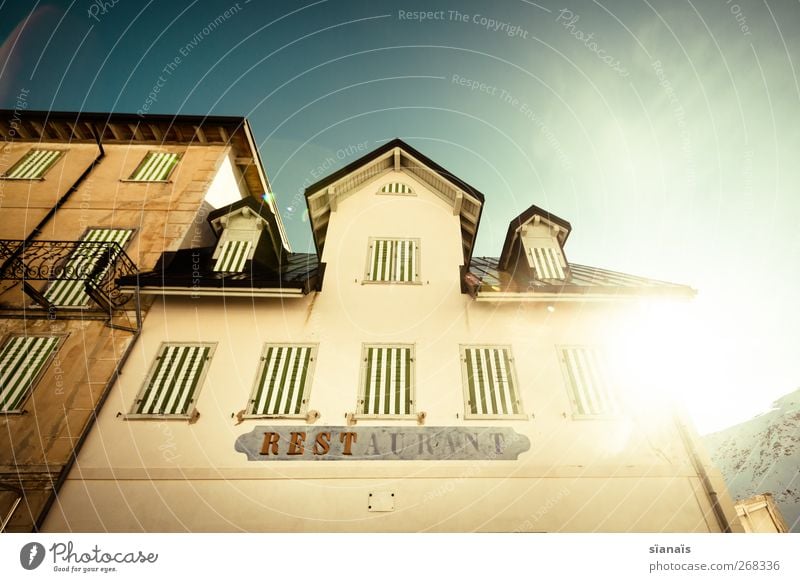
(127, 151, 181, 182)
(43, 228, 134, 307)
(130, 343, 215, 417)
(210, 206, 266, 273)
(213, 240, 253, 273)
(0, 335, 63, 413)
(519, 221, 568, 280)
(358, 344, 414, 417)
(460, 345, 524, 419)
(379, 182, 414, 195)
(559, 346, 620, 417)
(2, 149, 63, 180)
(246, 344, 316, 417)
(365, 238, 420, 283)
(527, 246, 565, 280)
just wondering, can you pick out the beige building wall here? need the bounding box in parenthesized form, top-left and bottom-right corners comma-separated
(0, 142, 98, 239)
(0, 136, 234, 532)
(43, 170, 741, 532)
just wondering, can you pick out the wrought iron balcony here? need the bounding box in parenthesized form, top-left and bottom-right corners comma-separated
(0, 240, 139, 315)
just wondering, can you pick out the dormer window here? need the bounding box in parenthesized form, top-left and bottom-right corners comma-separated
(519, 223, 567, 280)
(378, 182, 414, 195)
(214, 240, 253, 273)
(210, 206, 264, 274)
(527, 246, 565, 280)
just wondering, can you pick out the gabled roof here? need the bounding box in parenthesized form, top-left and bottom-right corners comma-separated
(499, 204, 572, 270)
(304, 139, 484, 265)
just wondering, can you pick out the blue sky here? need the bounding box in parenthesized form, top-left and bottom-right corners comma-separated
(1, 0, 798, 432)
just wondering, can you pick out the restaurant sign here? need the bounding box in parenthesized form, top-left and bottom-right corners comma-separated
(235, 426, 530, 461)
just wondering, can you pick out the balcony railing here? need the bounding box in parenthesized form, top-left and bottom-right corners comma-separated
(0, 240, 139, 315)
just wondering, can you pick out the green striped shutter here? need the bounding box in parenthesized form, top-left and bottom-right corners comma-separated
(529, 247, 566, 280)
(561, 347, 619, 416)
(380, 182, 413, 194)
(0, 336, 61, 412)
(360, 345, 413, 415)
(43, 228, 133, 307)
(129, 152, 181, 181)
(134, 344, 213, 415)
(213, 240, 252, 273)
(248, 345, 314, 415)
(368, 239, 417, 282)
(3, 149, 62, 179)
(463, 347, 520, 416)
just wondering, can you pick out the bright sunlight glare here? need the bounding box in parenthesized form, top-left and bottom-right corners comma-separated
(608, 299, 736, 434)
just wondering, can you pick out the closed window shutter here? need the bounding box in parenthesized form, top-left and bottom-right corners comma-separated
(43, 228, 133, 307)
(129, 152, 181, 181)
(0, 336, 60, 412)
(134, 344, 212, 415)
(249, 345, 314, 415)
(529, 247, 565, 280)
(3, 149, 62, 179)
(463, 347, 520, 415)
(361, 346, 412, 415)
(395, 239, 416, 282)
(562, 347, 618, 416)
(369, 239, 389, 281)
(213, 240, 252, 273)
(368, 239, 416, 282)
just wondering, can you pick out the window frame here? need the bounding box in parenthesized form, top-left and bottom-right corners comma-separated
(126, 342, 217, 420)
(362, 237, 422, 285)
(459, 344, 527, 420)
(0, 333, 67, 414)
(356, 343, 416, 420)
(557, 345, 621, 420)
(244, 343, 318, 419)
(0, 148, 64, 181)
(121, 150, 182, 183)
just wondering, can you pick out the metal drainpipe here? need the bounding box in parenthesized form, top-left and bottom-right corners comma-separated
(674, 411, 732, 532)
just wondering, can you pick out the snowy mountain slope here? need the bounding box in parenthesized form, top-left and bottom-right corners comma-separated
(703, 388, 800, 533)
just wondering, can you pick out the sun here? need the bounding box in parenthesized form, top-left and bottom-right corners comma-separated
(607, 298, 726, 433)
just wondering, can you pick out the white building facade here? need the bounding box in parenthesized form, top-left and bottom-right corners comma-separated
(43, 139, 741, 532)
